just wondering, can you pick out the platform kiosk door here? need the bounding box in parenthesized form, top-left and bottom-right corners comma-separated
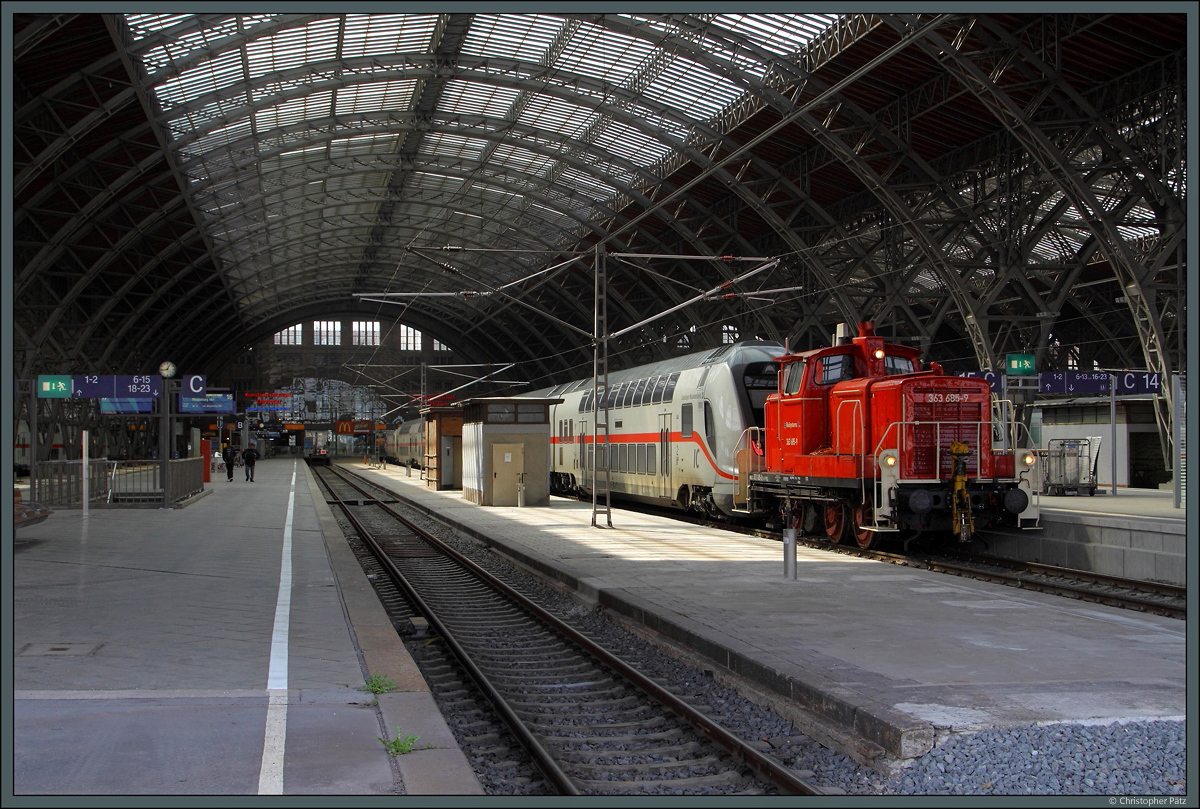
(442, 436, 461, 488)
(492, 444, 524, 506)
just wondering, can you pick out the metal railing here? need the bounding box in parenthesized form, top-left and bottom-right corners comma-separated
(33, 458, 204, 507)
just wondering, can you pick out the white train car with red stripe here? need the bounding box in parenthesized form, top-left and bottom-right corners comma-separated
(531, 341, 785, 517)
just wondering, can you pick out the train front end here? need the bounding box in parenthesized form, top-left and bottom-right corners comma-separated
(873, 375, 1039, 541)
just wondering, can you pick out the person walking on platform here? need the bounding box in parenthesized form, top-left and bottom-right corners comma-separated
(222, 443, 237, 482)
(243, 445, 259, 481)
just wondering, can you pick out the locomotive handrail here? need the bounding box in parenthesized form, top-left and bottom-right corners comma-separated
(732, 426, 767, 511)
(833, 398, 867, 506)
(870, 419, 990, 481)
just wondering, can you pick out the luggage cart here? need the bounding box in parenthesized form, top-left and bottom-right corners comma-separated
(1043, 438, 1098, 496)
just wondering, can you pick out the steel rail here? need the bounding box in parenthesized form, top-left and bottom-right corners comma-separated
(328, 464, 822, 796)
(314, 466, 582, 796)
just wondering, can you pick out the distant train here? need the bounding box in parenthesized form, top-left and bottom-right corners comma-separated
(383, 419, 426, 468)
(529, 323, 1039, 548)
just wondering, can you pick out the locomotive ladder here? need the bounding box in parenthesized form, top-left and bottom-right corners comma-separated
(592, 243, 612, 527)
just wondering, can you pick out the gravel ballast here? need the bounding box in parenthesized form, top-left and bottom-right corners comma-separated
(389, 501, 1188, 797)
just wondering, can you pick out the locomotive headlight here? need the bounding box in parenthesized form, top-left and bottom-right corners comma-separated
(1020, 452, 1036, 467)
(874, 349, 885, 360)
(883, 454, 897, 467)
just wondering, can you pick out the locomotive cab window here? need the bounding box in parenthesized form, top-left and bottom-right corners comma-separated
(885, 355, 915, 375)
(783, 360, 806, 395)
(817, 354, 853, 385)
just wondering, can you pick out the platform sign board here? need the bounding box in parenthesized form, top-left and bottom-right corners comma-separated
(73, 374, 160, 399)
(1113, 371, 1162, 395)
(956, 371, 1002, 394)
(179, 392, 236, 414)
(1006, 354, 1036, 375)
(37, 375, 73, 398)
(1038, 371, 1110, 395)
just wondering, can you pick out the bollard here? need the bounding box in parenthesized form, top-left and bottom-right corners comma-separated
(517, 481, 526, 508)
(782, 528, 797, 579)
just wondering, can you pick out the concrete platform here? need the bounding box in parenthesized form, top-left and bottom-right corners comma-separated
(980, 487, 1188, 585)
(8, 458, 484, 797)
(345, 461, 1190, 767)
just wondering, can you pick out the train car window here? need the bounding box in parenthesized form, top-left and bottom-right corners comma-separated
(621, 383, 637, 408)
(817, 354, 853, 385)
(681, 403, 693, 438)
(632, 378, 649, 406)
(703, 401, 715, 449)
(620, 444, 629, 473)
(664, 373, 680, 402)
(606, 386, 621, 409)
(579, 391, 590, 412)
(647, 445, 656, 475)
(742, 362, 777, 391)
(697, 367, 711, 389)
(885, 355, 915, 375)
(650, 376, 667, 404)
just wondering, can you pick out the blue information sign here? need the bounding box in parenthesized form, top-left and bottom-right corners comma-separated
(179, 392, 236, 414)
(1038, 371, 1110, 395)
(100, 397, 155, 414)
(1113, 371, 1162, 395)
(956, 371, 1002, 394)
(73, 374, 160, 398)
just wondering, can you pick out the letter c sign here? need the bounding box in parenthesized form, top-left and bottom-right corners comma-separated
(187, 375, 206, 394)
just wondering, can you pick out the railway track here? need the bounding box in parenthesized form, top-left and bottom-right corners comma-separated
(312, 465, 824, 797)
(606, 499, 1186, 620)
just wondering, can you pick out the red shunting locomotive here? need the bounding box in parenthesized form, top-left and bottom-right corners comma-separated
(738, 321, 1039, 548)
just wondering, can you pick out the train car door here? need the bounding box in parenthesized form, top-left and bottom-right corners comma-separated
(658, 412, 672, 497)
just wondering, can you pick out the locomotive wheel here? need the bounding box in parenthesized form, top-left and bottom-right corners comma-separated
(823, 504, 847, 544)
(852, 503, 877, 550)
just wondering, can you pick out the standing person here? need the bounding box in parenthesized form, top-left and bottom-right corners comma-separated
(222, 443, 237, 482)
(378, 445, 387, 470)
(243, 444, 259, 482)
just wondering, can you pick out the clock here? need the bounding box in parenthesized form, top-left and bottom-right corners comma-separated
(159, 361, 177, 378)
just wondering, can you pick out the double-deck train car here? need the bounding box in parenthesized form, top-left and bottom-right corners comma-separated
(741, 322, 1039, 547)
(384, 419, 426, 467)
(530, 340, 786, 517)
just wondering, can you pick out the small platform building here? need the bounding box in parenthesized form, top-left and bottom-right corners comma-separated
(418, 406, 463, 491)
(459, 397, 561, 507)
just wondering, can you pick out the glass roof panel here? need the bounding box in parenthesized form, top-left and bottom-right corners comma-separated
(555, 22, 656, 87)
(716, 14, 842, 57)
(460, 14, 566, 62)
(516, 94, 597, 141)
(255, 90, 335, 132)
(640, 57, 743, 121)
(335, 80, 419, 115)
(244, 17, 341, 79)
(341, 14, 439, 57)
(436, 80, 522, 119)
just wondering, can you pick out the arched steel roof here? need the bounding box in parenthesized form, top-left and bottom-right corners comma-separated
(12, 10, 1189, 431)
